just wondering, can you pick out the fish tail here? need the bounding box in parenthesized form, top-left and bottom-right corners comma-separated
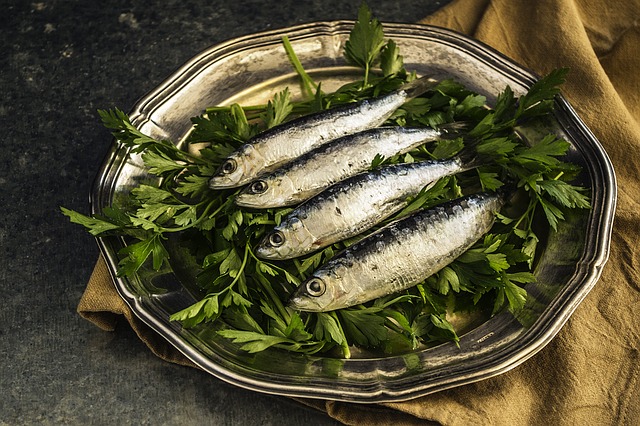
(435, 121, 470, 139)
(430, 121, 483, 168)
(496, 179, 518, 200)
(400, 75, 439, 99)
(454, 141, 518, 199)
(452, 135, 485, 170)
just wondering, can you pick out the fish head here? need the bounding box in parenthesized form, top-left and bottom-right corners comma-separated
(288, 269, 349, 312)
(255, 217, 316, 260)
(234, 174, 296, 209)
(209, 145, 265, 189)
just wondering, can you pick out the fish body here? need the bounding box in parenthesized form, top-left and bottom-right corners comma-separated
(256, 157, 476, 260)
(208, 76, 437, 189)
(288, 192, 505, 312)
(234, 126, 454, 208)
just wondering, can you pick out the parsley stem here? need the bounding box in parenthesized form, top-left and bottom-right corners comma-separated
(512, 197, 537, 235)
(248, 246, 291, 321)
(258, 273, 290, 323)
(363, 63, 370, 88)
(232, 244, 251, 287)
(330, 312, 351, 359)
(218, 244, 250, 295)
(200, 196, 233, 222)
(282, 36, 319, 99)
(151, 197, 225, 233)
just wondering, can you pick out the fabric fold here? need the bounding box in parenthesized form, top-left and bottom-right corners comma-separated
(79, 256, 196, 368)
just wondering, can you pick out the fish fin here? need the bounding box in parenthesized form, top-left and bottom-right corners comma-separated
(400, 75, 439, 100)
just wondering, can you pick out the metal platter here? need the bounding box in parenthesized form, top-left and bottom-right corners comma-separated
(90, 21, 616, 402)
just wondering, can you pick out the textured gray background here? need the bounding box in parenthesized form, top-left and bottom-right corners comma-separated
(1, 1, 450, 424)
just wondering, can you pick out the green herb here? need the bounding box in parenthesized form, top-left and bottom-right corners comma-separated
(62, 5, 590, 358)
(380, 39, 404, 77)
(344, 3, 386, 85)
(282, 36, 318, 99)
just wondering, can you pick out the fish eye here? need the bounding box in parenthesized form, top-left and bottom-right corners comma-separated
(268, 231, 285, 247)
(250, 180, 268, 194)
(221, 159, 237, 174)
(306, 278, 326, 297)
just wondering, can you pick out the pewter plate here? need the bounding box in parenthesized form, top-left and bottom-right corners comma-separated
(90, 22, 616, 402)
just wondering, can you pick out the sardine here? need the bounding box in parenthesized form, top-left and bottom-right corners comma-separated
(288, 192, 505, 312)
(235, 125, 462, 209)
(256, 156, 479, 260)
(208, 76, 438, 189)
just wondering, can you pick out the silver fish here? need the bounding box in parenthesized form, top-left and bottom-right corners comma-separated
(208, 76, 438, 189)
(288, 192, 505, 312)
(256, 156, 478, 260)
(234, 126, 460, 209)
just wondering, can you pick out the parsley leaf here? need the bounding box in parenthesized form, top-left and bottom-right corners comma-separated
(117, 233, 169, 276)
(538, 179, 591, 209)
(516, 68, 568, 119)
(339, 307, 387, 347)
(344, 3, 386, 85)
(380, 39, 404, 77)
(262, 88, 293, 129)
(216, 330, 300, 353)
(60, 207, 122, 236)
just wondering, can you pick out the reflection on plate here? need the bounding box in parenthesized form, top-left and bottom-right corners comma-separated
(91, 22, 616, 402)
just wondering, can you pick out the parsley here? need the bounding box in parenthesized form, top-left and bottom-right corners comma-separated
(263, 87, 293, 129)
(344, 3, 386, 85)
(61, 207, 122, 236)
(282, 36, 318, 99)
(380, 39, 404, 77)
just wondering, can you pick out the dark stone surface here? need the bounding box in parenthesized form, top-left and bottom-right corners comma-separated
(1, 1, 450, 423)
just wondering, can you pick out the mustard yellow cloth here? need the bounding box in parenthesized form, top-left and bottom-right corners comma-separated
(79, 0, 640, 423)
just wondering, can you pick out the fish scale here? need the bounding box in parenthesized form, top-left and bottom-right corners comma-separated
(256, 156, 477, 260)
(234, 126, 452, 208)
(208, 75, 438, 189)
(288, 192, 505, 312)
